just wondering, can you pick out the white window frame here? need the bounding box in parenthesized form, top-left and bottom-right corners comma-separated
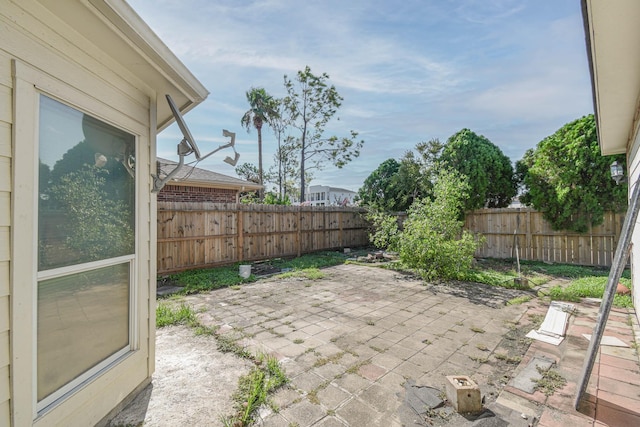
(11, 60, 145, 420)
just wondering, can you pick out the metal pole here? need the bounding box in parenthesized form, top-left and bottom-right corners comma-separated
(575, 179, 640, 408)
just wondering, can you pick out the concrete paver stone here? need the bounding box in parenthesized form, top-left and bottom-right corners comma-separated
(402, 380, 444, 414)
(111, 264, 640, 427)
(509, 355, 555, 394)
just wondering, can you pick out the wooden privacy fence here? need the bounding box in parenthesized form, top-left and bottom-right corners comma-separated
(157, 202, 370, 274)
(464, 208, 625, 266)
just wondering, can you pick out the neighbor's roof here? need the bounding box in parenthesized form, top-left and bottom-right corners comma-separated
(582, 0, 640, 155)
(157, 158, 263, 191)
(329, 187, 356, 194)
(38, 0, 208, 131)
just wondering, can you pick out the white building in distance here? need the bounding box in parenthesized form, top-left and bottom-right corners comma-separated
(307, 185, 357, 206)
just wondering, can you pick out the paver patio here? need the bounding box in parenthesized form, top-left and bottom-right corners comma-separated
(112, 263, 640, 426)
(190, 264, 543, 426)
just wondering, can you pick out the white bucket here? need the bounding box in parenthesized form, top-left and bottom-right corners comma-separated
(239, 264, 251, 279)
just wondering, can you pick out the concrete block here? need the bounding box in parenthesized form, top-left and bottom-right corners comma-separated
(446, 375, 482, 414)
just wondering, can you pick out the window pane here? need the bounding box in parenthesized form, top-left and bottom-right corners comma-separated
(37, 263, 130, 402)
(38, 95, 135, 270)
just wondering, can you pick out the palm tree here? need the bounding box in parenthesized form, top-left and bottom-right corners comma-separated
(241, 87, 278, 199)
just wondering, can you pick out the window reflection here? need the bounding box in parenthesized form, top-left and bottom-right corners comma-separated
(36, 95, 135, 405)
(38, 96, 135, 270)
(37, 264, 130, 401)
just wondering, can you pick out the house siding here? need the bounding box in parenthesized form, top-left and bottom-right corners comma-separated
(1, 1, 155, 425)
(628, 124, 640, 313)
(158, 184, 238, 203)
(0, 43, 13, 427)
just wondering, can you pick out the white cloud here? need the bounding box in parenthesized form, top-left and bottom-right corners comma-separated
(129, 0, 594, 191)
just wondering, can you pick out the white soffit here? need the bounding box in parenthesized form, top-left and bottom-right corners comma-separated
(585, 0, 640, 155)
(38, 0, 209, 131)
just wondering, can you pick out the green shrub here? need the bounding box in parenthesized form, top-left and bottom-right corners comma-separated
(263, 192, 291, 205)
(398, 169, 483, 280)
(366, 211, 400, 250)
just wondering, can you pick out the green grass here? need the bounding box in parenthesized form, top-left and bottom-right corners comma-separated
(517, 259, 631, 280)
(156, 301, 198, 327)
(547, 276, 633, 308)
(456, 259, 631, 299)
(458, 267, 547, 289)
(166, 251, 351, 295)
(271, 251, 351, 270)
(168, 264, 255, 294)
(276, 267, 325, 280)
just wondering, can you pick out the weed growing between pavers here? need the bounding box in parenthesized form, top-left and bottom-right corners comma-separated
(494, 353, 522, 364)
(470, 356, 489, 363)
(532, 367, 567, 396)
(222, 353, 288, 427)
(313, 352, 346, 368)
(155, 302, 289, 427)
(507, 295, 533, 305)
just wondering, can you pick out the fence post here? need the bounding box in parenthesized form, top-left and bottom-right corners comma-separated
(237, 204, 244, 263)
(296, 206, 302, 258)
(525, 210, 532, 261)
(339, 211, 344, 247)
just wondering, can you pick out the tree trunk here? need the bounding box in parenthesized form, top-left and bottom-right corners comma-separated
(300, 131, 306, 203)
(257, 125, 264, 200)
(278, 138, 282, 198)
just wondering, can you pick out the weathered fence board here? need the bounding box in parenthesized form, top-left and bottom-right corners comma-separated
(157, 202, 369, 274)
(464, 208, 624, 266)
(158, 203, 624, 273)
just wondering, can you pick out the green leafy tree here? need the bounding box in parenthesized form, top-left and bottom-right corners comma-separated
(366, 211, 401, 250)
(394, 138, 444, 210)
(241, 87, 279, 198)
(516, 114, 626, 232)
(235, 162, 261, 184)
(440, 129, 516, 211)
(235, 162, 263, 203)
(47, 166, 134, 264)
(283, 66, 364, 202)
(48, 140, 133, 203)
(267, 135, 301, 201)
(398, 169, 482, 280)
(263, 192, 291, 205)
(358, 139, 443, 212)
(267, 98, 291, 199)
(358, 159, 402, 211)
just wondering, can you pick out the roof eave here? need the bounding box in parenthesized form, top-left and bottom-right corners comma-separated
(582, 0, 640, 156)
(40, 0, 209, 131)
(168, 180, 264, 191)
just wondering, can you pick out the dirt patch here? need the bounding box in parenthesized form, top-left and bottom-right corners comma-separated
(108, 326, 251, 427)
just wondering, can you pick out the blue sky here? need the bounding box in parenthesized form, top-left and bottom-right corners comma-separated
(128, 0, 593, 193)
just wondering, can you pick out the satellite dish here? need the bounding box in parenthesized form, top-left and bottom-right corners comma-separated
(165, 94, 200, 158)
(152, 95, 241, 192)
